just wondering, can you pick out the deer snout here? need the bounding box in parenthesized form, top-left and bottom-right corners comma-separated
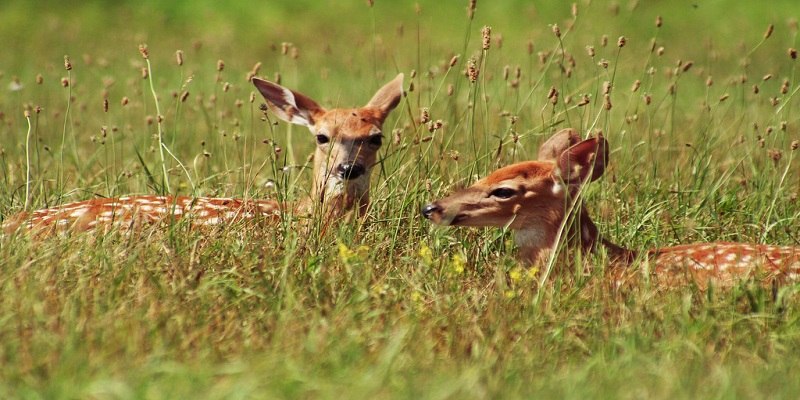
(421, 203, 441, 220)
(337, 163, 366, 180)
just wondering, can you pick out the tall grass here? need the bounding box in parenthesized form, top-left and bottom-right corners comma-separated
(0, 1, 799, 398)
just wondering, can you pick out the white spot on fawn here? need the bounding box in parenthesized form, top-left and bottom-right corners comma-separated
(202, 217, 221, 225)
(70, 208, 89, 218)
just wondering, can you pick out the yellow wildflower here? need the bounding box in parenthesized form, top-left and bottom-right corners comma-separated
(418, 244, 433, 265)
(509, 267, 523, 284)
(449, 254, 466, 275)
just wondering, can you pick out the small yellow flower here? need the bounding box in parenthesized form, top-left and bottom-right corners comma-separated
(449, 254, 466, 275)
(418, 244, 433, 265)
(525, 267, 540, 282)
(338, 242, 360, 265)
(504, 289, 517, 299)
(509, 267, 523, 284)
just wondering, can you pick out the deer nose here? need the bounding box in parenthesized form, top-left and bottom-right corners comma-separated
(421, 203, 440, 219)
(337, 163, 365, 180)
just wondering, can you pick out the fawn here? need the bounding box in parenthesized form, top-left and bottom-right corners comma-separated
(3, 73, 404, 233)
(422, 129, 800, 289)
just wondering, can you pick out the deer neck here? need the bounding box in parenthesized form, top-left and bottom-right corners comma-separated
(514, 204, 636, 265)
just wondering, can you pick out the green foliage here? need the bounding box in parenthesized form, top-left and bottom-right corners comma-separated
(1, 1, 799, 398)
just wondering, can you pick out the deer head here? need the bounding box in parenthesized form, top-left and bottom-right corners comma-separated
(422, 133, 608, 263)
(253, 74, 404, 216)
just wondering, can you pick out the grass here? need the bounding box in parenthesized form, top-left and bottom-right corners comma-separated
(1, 0, 800, 398)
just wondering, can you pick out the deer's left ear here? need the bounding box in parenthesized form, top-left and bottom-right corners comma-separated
(365, 73, 404, 119)
(553, 135, 609, 184)
(537, 128, 581, 161)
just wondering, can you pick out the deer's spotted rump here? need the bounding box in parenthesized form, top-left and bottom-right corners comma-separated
(649, 242, 800, 286)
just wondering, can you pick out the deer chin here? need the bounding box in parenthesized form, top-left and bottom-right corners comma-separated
(318, 174, 370, 214)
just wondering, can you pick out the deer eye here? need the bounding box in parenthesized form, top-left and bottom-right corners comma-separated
(368, 134, 383, 147)
(489, 187, 517, 199)
(316, 134, 330, 144)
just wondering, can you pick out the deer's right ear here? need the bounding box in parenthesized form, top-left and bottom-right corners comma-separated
(537, 128, 582, 161)
(553, 136, 609, 184)
(253, 78, 325, 128)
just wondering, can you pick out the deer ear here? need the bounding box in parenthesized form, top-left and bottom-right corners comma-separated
(537, 128, 582, 161)
(553, 135, 609, 184)
(252, 78, 325, 128)
(365, 73, 404, 119)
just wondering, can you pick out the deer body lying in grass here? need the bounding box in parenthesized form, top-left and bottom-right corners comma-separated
(3, 74, 404, 234)
(422, 130, 800, 289)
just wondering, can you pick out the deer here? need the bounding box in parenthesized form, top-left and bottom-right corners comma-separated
(2, 73, 404, 234)
(421, 129, 800, 289)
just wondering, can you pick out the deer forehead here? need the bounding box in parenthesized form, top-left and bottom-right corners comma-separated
(315, 109, 383, 139)
(478, 161, 554, 187)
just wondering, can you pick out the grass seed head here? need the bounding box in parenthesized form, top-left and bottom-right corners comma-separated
(63, 55, 72, 71)
(176, 50, 184, 66)
(764, 24, 774, 39)
(481, 26, 492, 50)
(552, 24, 561, 38)
(768, 148, 782, 164)
(467, 0, 476, 20)
(449, 55, 459, 68)
(617, 36, 626, 48)
(420, 108, 430, 124)
(138, 44, 148, 59)
(789, 48, 798, 59)
(467, 58, 479, 82)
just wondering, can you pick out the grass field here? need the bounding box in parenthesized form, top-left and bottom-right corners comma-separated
(1, 0, 800, 398)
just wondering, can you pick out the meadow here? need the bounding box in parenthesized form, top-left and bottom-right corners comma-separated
(1, 0, 800, 398)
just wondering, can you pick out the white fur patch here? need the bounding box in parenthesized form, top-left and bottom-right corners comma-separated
(69, 208, 89, 218)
